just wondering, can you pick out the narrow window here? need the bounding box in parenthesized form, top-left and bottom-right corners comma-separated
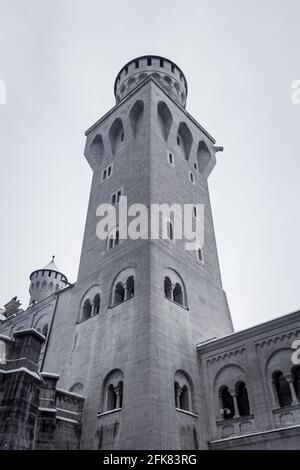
(147, 57, 152, 66)
(173, 283, 183, 305)
(114, 282, 125, 305)
(220, 386, 235, 420)
(193, 206, 197, 218)
(273, 371, 292, 407)
(189, 172, 195, 184)
(160, 59, 164, 67)
(111, 193, 116, 205)
(194, 163, 197, 170)
(107, 165, 112, 177)
(93, 294, 100, 315)
(82, 299, 92, 321)
(126, 276, 134, 299)
(115, 230, 119, 246)
(197, 248, 203, 263)
(171, 64, 175, 73)
(236, 382, 250, 416)
(167, 221, 174, 240)
(177, 136, 180, 146)
(164, 277, 172, 299)
(120, 132, 124, 142)
(116, 189, 122, 204)
(135, 60, 139, 69)
(103, 169, 107, 180)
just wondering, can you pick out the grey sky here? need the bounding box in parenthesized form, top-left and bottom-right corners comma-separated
(0, 0, 299, 330)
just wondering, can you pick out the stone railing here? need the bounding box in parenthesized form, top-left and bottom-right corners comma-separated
(0, 357, 38, 373)
(216, 415, 256, 439)
(55, 389, 84, 423)
(273, 404, 300, 428)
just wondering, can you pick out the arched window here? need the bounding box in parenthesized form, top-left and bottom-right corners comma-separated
(103, 370, 124, 412)
(164, 269, 187, 308)
(174, 370, 194, 413)
(164, 277, 172, 299)
(173, 283, 183, 305)
(272, 371, 292, 408)
(126, 276, 134, 299)
(293, 366, 300, 401)
(93, 294, 100, 315)
(82, 299, 92, 321)
(236, 381, 250, 416)
(220, 386, 235, 420)
(114, 282, 125, 305)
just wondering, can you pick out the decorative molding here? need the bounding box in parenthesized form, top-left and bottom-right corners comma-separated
(207, 347, 245, 364)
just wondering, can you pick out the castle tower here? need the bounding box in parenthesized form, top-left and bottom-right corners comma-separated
(29, 256, 68, 305)
(43, 56, 234, 450)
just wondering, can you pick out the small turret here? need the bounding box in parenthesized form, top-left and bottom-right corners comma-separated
(29, 256, 68, 305)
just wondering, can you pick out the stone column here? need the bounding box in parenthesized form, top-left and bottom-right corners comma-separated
(230, 390, 240, 418)
(286, 374, 299, 406)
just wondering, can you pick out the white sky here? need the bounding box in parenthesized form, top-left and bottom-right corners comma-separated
(0, 0, 299, 331)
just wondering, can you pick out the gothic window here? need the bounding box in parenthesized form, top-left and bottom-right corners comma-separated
(82, 299, 92, 321)
(157, 101, 173, 142)
(103, 369, 124, 412)
(219, 386, 235, 420)
(177, 122, 193, 161)
(164, 277, 172, 299)
(236, 381, 250, 416)
(272, 371, 292, 408)
(174, 371, 194, 413)
(293, 366, 300, 401)
(93, 294, 101, 315)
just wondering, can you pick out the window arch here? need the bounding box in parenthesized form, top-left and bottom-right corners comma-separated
(79, 286, 101, 322)
(111, 268, 135, 307)
(164, 269, 187, 308)
(272, 370, 292, 408)
(236, 381, 250, 416)
(174, 370, 195, 413)
(103, 369, 124, 412)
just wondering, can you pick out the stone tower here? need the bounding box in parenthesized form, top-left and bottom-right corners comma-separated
(29, 256, 68, 305)
(42, 55, 234, 450)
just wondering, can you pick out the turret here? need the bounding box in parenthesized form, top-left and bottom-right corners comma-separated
(29, 256, 68, 305)
(114, 55, 188, 108)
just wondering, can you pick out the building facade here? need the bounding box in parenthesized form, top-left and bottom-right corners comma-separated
(0, 55, 299, 450)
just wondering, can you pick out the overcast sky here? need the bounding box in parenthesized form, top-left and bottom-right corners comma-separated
(0, 0, 299, 331)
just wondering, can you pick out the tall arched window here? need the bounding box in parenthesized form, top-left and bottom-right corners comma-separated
(164, 277, 172, 299)
(174, 370, 194, 413)
(293, 366, 300, 401)
(219, 386, 235, 420)
(236, 381, 250, 416)
(272, 371, 292, 407)
(82, 299, 92, 321)
(93, 294, 101, 315)
(103, 369, 124, 412)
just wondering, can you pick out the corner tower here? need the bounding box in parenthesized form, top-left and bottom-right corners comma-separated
(48, 56, 234, 450)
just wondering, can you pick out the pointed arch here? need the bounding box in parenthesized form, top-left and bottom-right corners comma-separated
(109, 118, 124, 155)
(129, 100, 144, 138)
(90, 134, 104, 165)
(177, 122, 193, 161)
(157, 101, 173, 141)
